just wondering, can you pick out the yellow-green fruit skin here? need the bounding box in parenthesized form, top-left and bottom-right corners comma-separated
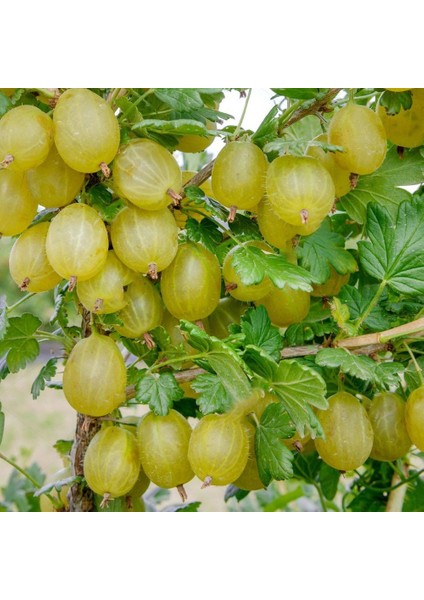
(405, 386, 424, 451)
(115, 277, 163, 338)
(233, 419, 264, 491)
(0, 105, 53, 171)
(110, 205, 179, 274)
(377, 89, 424, 148)
(257, 198, 299, 248)
(53, 88, 120, 173)
(368, 392, 411, 462)
(266, 155, 335, 228)
(211, 141, 268, 210)
(176, 121, 216, 153)
(328, 103, 387, 175)
(223, 240, 273, 302)
(84, 428, 140, 498)
(63, 334, 127, 417)
(315, 392, 374, 471)
(255, 286, 311, 328)
(306, 133, 352, 198)
(26, 144, 85, 208)
(0, 170, 37, 236)
(46, 203, 109, 281)
(188, 414, 249, 486)
(137, 410, 194, 488)
(113, 139, 182, 210)
(208, 297, 247, 339)
(311, 267, 350, 298)
(160, 242, 221, 321)
(9, 222, 62, 292)
(76, 250, 133, 314)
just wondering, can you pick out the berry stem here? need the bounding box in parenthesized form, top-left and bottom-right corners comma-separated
(232, 88, 252, 139)
(6, 292, 37, 314)
(403, 342, 424, 386)
(0, 451, 42, 488)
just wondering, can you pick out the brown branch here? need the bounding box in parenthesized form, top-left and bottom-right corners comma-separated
(337, 317, 424, 349)
(281, 343, 389, 359)
(180, 160, 215, 199)
(278, 88, 342, 134)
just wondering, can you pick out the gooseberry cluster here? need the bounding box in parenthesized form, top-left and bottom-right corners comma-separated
(1, 87, 423, 511)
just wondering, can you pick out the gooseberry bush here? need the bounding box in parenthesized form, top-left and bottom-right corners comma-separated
(1, 87, 424, 512)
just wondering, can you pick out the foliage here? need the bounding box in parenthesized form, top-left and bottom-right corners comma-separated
(1, 86, 424, 512)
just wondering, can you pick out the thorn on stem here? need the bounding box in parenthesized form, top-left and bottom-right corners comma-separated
(177, 484, 188, 502)
(293, 441, 303, 453)
(195, 320, 206, 330)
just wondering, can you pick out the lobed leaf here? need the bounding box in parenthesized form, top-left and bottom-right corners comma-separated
(297, 219, 358, 284)
(135, 371, 183, 416)
(0, 313, 41, 373)
(359, 198, 424, 295)
(256, 403, 296, 486)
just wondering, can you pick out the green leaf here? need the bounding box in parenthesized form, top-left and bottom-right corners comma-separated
(264, 115, 322, 156)
(0, 296, 8, 341)
(340, 147, 424, 224)
(359, 198, 424, 295)
(132, 118, 217, 138)
(271, 88, 324, 100)
(242, 346, 278, 380)
(0, 313, 41, 372)
(338, 285, 392, 331)
(229, 214, 262, 241)
(0, 360, 10, 381)
(185, 217, 223, 252)
(319, 462, 340, 500)
(31, 358, 58, 400)
(87, 184, 125, 222)
(240, 305, 282, 361)
(53, 439, 73, 459)
(316, 348, 377, 382)
(135, 371, 183, 415)
(115, 96, 143, 122)
(379, 90, 412, 116)
(251, 105, 279, 148)
(297, 219, 358, 284)
(191, 373, 233, 414)
(230, 245, 313, 291)
(224, 485, 250, 502)
(0, 92, 12, 117)
(270, 360, 328, 437)
(284, 299, 334, 346)
(404, 356, 424, 393)
(403, 473, 424, 511)
(347, 488, 386, 512)
(256, 403, 296, 486)
(154, 89, 204, 111)
(174, 501, 201, 512)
